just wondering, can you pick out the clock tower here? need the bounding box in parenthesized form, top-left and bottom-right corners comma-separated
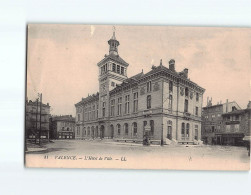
(97, 28, 129, 120)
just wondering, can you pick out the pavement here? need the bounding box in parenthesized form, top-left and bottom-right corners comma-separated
(25, 139, 250, 170)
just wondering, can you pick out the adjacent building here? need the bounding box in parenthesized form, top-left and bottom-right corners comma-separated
(201, 98, 251, 146)
(216, 101, 251, 146)
(25, 99, 51, 140)
(75, 31, 205, 144)
(49, 115, 75, 139)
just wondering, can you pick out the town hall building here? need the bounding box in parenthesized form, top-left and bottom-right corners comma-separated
(75, 30, 205, 144)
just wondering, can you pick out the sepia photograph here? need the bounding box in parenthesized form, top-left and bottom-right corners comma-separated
(25, 24, 250, 170)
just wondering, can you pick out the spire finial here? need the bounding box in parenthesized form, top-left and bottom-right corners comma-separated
(112, 26, 116, 39)
(160, 59, 163, 66)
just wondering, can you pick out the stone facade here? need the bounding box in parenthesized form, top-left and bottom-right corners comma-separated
(75, 32, 205, 144)
(50, 115, 75, 139)
(25, 99, 51, 139)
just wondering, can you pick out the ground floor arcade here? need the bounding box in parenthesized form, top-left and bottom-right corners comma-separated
(75, 115, 202, 144)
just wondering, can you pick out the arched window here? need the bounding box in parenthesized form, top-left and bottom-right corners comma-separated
(124, 123, 128, 135)
(87, 127, 90, 136)
(67, 127, 69, 131)
(186, 123, 190, 137)
(91, 126, 94, 137)
(181, 123, 185, 137)
(147, 95, 151, 109)
(150, 120, 154, 136)
(117, 124, 121, 135)
(133, 122, 137, 136)
(167, 120, 172, 140)
(110, 125, 114, 138)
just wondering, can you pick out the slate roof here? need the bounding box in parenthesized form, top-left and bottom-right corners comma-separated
(51, 115, 75, 122)
(97, 53, 129, 66)
(75, 92, 99, 106)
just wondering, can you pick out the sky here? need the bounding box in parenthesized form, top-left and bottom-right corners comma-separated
(27, 24, 251, 116)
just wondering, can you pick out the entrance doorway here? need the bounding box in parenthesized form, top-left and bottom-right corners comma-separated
(100, 125, 105, 139)
(167, 126, 172, 140)
(110, 125, 114, 138)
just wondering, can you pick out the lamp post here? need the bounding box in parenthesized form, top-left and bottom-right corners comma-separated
(38, 93, 42, 146)
(36, 98, 38, 144)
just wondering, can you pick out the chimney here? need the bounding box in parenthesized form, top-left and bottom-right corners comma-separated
(226, 99, 229, 113)
(207, 97, 209, 106)
(184, 68, 188, 78)
(169, 59, 175, 71)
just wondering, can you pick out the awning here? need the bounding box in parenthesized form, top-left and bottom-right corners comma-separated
(215, 133, 244, 138)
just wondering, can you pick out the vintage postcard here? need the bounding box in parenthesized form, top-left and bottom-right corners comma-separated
(25, 24, 250, 170)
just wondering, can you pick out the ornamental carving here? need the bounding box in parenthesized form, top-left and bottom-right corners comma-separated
(190, 92, 194, 100)
(153, 82, 160, 91)
(140, 87, 145, 95)
(180, 87, 184, 96)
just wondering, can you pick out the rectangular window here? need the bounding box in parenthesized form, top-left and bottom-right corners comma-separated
(133, 92, 138, 112)
(112, 63, 116, 72)
(117, 97, 122, 115)
(110, 99, 115, 116)
(169, 81, 173, 92)
(226, 125, 230, 132)
(181, 123, 185, 137)
(184, 99, 188, 113)
(77, 127, 80, 135)
(169, 95, 173, 111)
(121, 67, 124, 75)
(234, 124, 239, 132)
(195, 106, 198, 116)
(78, 114, 80, 121)
(88, 106, 91, 120)
(92, 105, 95, 120)
(150, 120, 154, 136)
(96, 104, 98, 118)
(117, 65, 120, 74)
(194, 125, 198, 140)
(105, 63, 107, 72)
(196, 93, 199, 102)
(125, 95, 130, 114)
(147, 95, 151, 109)
(147, 81, 152, 92)
(102, 102, 106, 117)
(111, 82, 115, 87)
(212, 126, 215, 133)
